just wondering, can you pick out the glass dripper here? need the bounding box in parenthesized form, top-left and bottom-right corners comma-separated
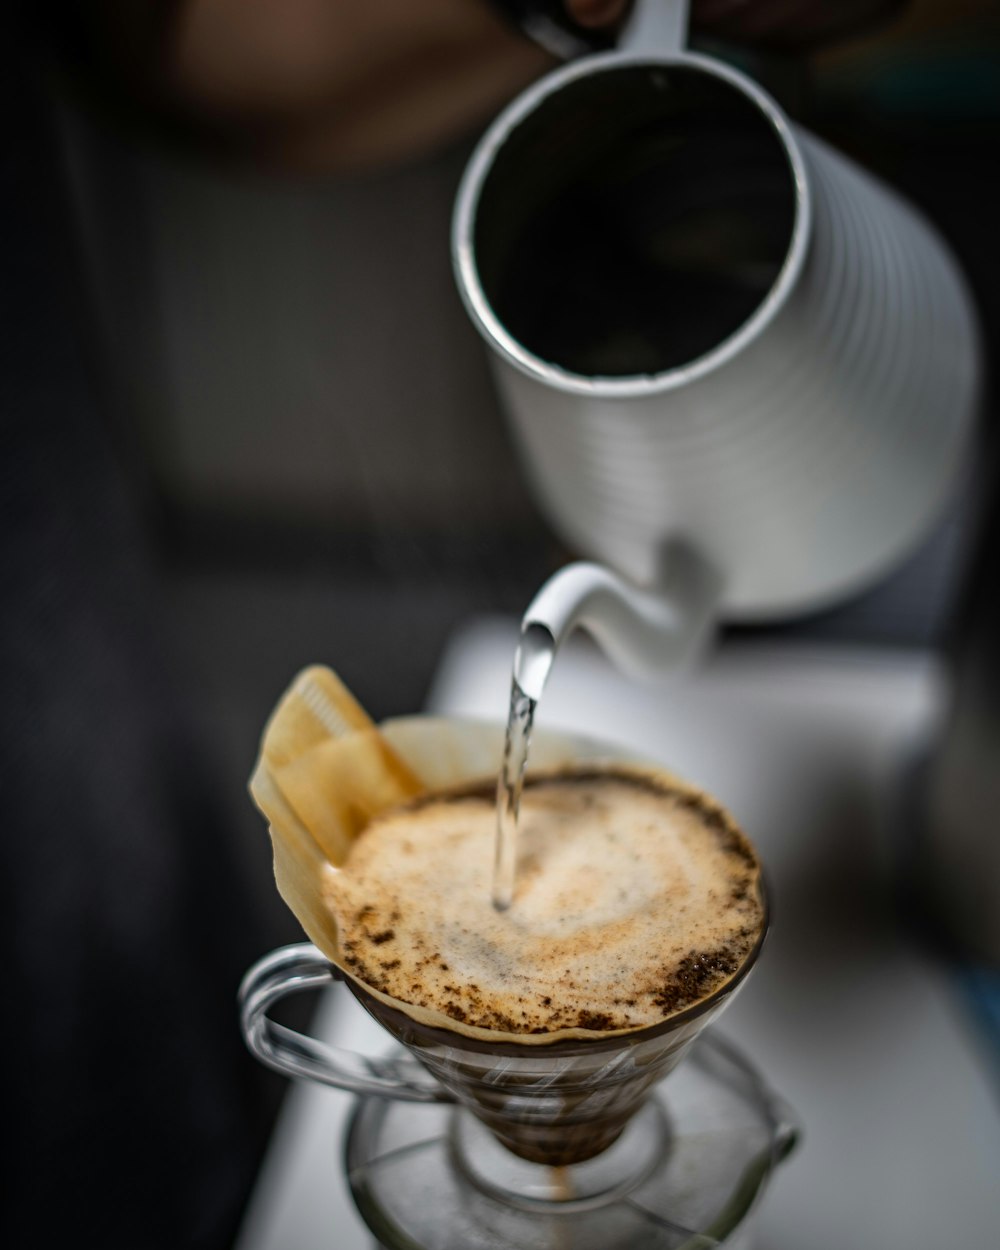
(239, 676, 793, 1245)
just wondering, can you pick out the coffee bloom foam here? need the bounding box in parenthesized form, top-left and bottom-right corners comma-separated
(327, 770, 764, 1034)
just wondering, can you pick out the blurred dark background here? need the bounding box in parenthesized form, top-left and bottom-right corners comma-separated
(3, 2, 998, 1248)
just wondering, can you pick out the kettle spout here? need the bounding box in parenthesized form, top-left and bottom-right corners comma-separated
(514, 548, 722, 701)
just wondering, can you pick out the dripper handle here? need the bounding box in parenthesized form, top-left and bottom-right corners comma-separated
(239, 944, 451, 1103)
(515, 548, 721, 701)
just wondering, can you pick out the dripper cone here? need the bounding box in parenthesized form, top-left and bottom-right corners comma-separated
(345, 978, 749, 1165)
(247, 667, 767, 1165)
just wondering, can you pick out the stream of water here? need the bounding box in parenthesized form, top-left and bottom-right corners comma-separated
(493, 629, 556, 910)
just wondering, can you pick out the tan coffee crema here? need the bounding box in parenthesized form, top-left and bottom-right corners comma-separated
(325, 768, 764, 1034)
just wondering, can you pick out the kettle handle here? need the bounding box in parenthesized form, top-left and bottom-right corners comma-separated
(487, 0, 688, 58)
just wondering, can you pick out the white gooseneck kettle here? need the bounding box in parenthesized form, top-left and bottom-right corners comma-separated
(452, 0, 981, 679)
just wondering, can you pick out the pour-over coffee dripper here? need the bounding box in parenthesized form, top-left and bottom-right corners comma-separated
(239, 688, 797, 1249)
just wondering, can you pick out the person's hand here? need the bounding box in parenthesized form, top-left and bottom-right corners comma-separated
(61, 0, 904, 172)
(160, 0, 559, 170)
(565, 0, 631, 29)
(160, 0, 635, 170)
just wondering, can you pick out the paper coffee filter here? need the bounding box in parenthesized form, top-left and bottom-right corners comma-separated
(249, 665, 746, 1044)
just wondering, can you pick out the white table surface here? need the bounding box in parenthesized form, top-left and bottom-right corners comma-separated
(235, 620, 1000, 1250)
